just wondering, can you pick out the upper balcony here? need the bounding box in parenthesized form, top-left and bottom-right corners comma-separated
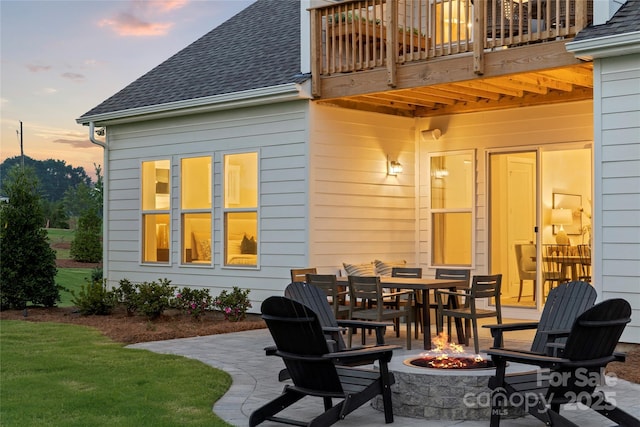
(309, 0, 594, 117)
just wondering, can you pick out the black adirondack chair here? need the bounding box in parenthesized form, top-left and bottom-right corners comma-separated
(487, 298, 638, 427)
(250, 296, 399, 427)
(484, 281, 597, 355)
(285, 281, 390, 351)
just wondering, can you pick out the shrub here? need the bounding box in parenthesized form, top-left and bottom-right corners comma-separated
(136, 278, 176, 320)
(113, 278, 138, 316)
(70, 279, 115, 315)
(174, 287, 212, 320)
(0, 166, 58, 309)
(213, 287, 252, 322)
(90, 267, 103, 283)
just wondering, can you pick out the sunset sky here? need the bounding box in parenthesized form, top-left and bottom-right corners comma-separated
(1, 0, 257, 180)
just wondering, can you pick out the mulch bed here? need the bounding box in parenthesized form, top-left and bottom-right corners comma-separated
(0, 306, 266, 345)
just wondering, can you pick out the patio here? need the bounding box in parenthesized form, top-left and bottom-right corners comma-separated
(128, 319, 640, 426)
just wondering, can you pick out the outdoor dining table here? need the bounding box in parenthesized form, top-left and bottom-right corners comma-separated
(337, 276, 468, 350)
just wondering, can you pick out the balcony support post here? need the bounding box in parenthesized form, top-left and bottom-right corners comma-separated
(310, 8, 322, 97)
(473, 0, 485, 75)
(386, 0, 397, 87)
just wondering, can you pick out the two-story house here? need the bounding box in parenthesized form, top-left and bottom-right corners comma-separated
(77, 0, 639, 343)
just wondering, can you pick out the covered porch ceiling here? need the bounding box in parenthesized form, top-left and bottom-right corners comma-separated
(314, 61, 593, 118)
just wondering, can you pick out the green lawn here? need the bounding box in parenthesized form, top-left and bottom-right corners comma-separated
(56, 268, 95, 306)
(47, 228, 74, 259)
(0, 321, 233, 426)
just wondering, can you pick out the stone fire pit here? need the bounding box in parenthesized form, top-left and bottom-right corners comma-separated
(372, 352, 529, 420)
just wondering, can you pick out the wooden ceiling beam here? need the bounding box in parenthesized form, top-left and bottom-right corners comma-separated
(389, 90, 456, 105)
(517, 73, 574, 92)
(363, 92, 434, 107)
(488, 77, 549, 95)
(454, 80, 523, 97)
(538, 69, 593, 87)
(414, 87, 593, 117)
(419, 86, 480, 102)
(447, 83, 502, 100)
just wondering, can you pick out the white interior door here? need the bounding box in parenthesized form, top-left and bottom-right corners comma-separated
(490, 151, 537, 307)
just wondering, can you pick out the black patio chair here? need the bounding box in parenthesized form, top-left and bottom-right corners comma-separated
(285, 281, 390, 351)
(487, 298, 638, 427)
(250, 296, 399, 427)
(484, 280, 596, 355)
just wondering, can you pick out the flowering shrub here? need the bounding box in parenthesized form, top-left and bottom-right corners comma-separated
(174, 287, 212, 320)
(213, 287, 252, 322)
(136, 278, 176, 320)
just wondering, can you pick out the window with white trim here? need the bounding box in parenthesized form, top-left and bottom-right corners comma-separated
(181, 156, 212, 264)
(141, 159, 171, 263)
(430, 151, 474, 267)
(223, 152, 258, 266)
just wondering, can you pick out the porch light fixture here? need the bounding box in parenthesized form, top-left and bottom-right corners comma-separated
(551, 208, 572, 245)
(421, 128, 442, 141)
(387, 157, 403, 176)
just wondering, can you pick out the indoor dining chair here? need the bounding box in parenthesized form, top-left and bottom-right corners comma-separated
(514, 243, 537, 302)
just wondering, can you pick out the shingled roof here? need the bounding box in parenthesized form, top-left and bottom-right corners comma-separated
(574, 0, 640, 41)
(79, 0, 303, 120)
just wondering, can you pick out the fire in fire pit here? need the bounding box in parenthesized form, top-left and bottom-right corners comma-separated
(405, 333, 495, 370)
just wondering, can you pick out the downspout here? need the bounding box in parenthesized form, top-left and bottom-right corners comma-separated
(88, 121, 108, 285)
(89, 122, 106, 148)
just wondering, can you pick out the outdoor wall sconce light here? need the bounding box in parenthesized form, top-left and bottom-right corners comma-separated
(387, 157, 403, 176)
(421, 128, 442, 141)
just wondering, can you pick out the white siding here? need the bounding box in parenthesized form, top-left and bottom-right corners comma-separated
(594, 53, 640, 343)
(308, 104, 417, 273)
(104, 101, 309, 307)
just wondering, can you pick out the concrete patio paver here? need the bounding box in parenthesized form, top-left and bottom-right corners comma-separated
(128, 325, 640, 427)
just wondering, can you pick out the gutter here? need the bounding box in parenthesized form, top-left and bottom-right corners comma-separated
(77, 82, 309, 127)
(566, 31, 640, 60)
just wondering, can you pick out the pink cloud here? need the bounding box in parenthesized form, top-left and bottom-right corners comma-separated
(99, 12, 173, 36)
(99, 0, 188, 37)
(27, 64, 52, 72)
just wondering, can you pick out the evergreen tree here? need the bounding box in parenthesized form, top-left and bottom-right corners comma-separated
(70, 164, 103, 263)
(70, 205, 102, 263)
(0, 166, 59, 309)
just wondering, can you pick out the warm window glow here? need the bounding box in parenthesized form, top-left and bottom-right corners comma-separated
(224, 152, 258, 266)
(141, 160, 171, 263)
(225, 211, 258, 266)
(181, 156, 212, 264)
(430, 152, 474, 267)
(181, 157, 211, 210)
(142, 160, 170, 211)
(224, 152, 257, 208)
(142, 213, 170, 263)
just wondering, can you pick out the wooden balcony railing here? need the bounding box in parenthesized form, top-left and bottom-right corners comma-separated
(310, 0, 592, 93)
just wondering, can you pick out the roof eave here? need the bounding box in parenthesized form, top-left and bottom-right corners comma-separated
(566, 31, 640, 60)
(76, 82, 311, 126)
